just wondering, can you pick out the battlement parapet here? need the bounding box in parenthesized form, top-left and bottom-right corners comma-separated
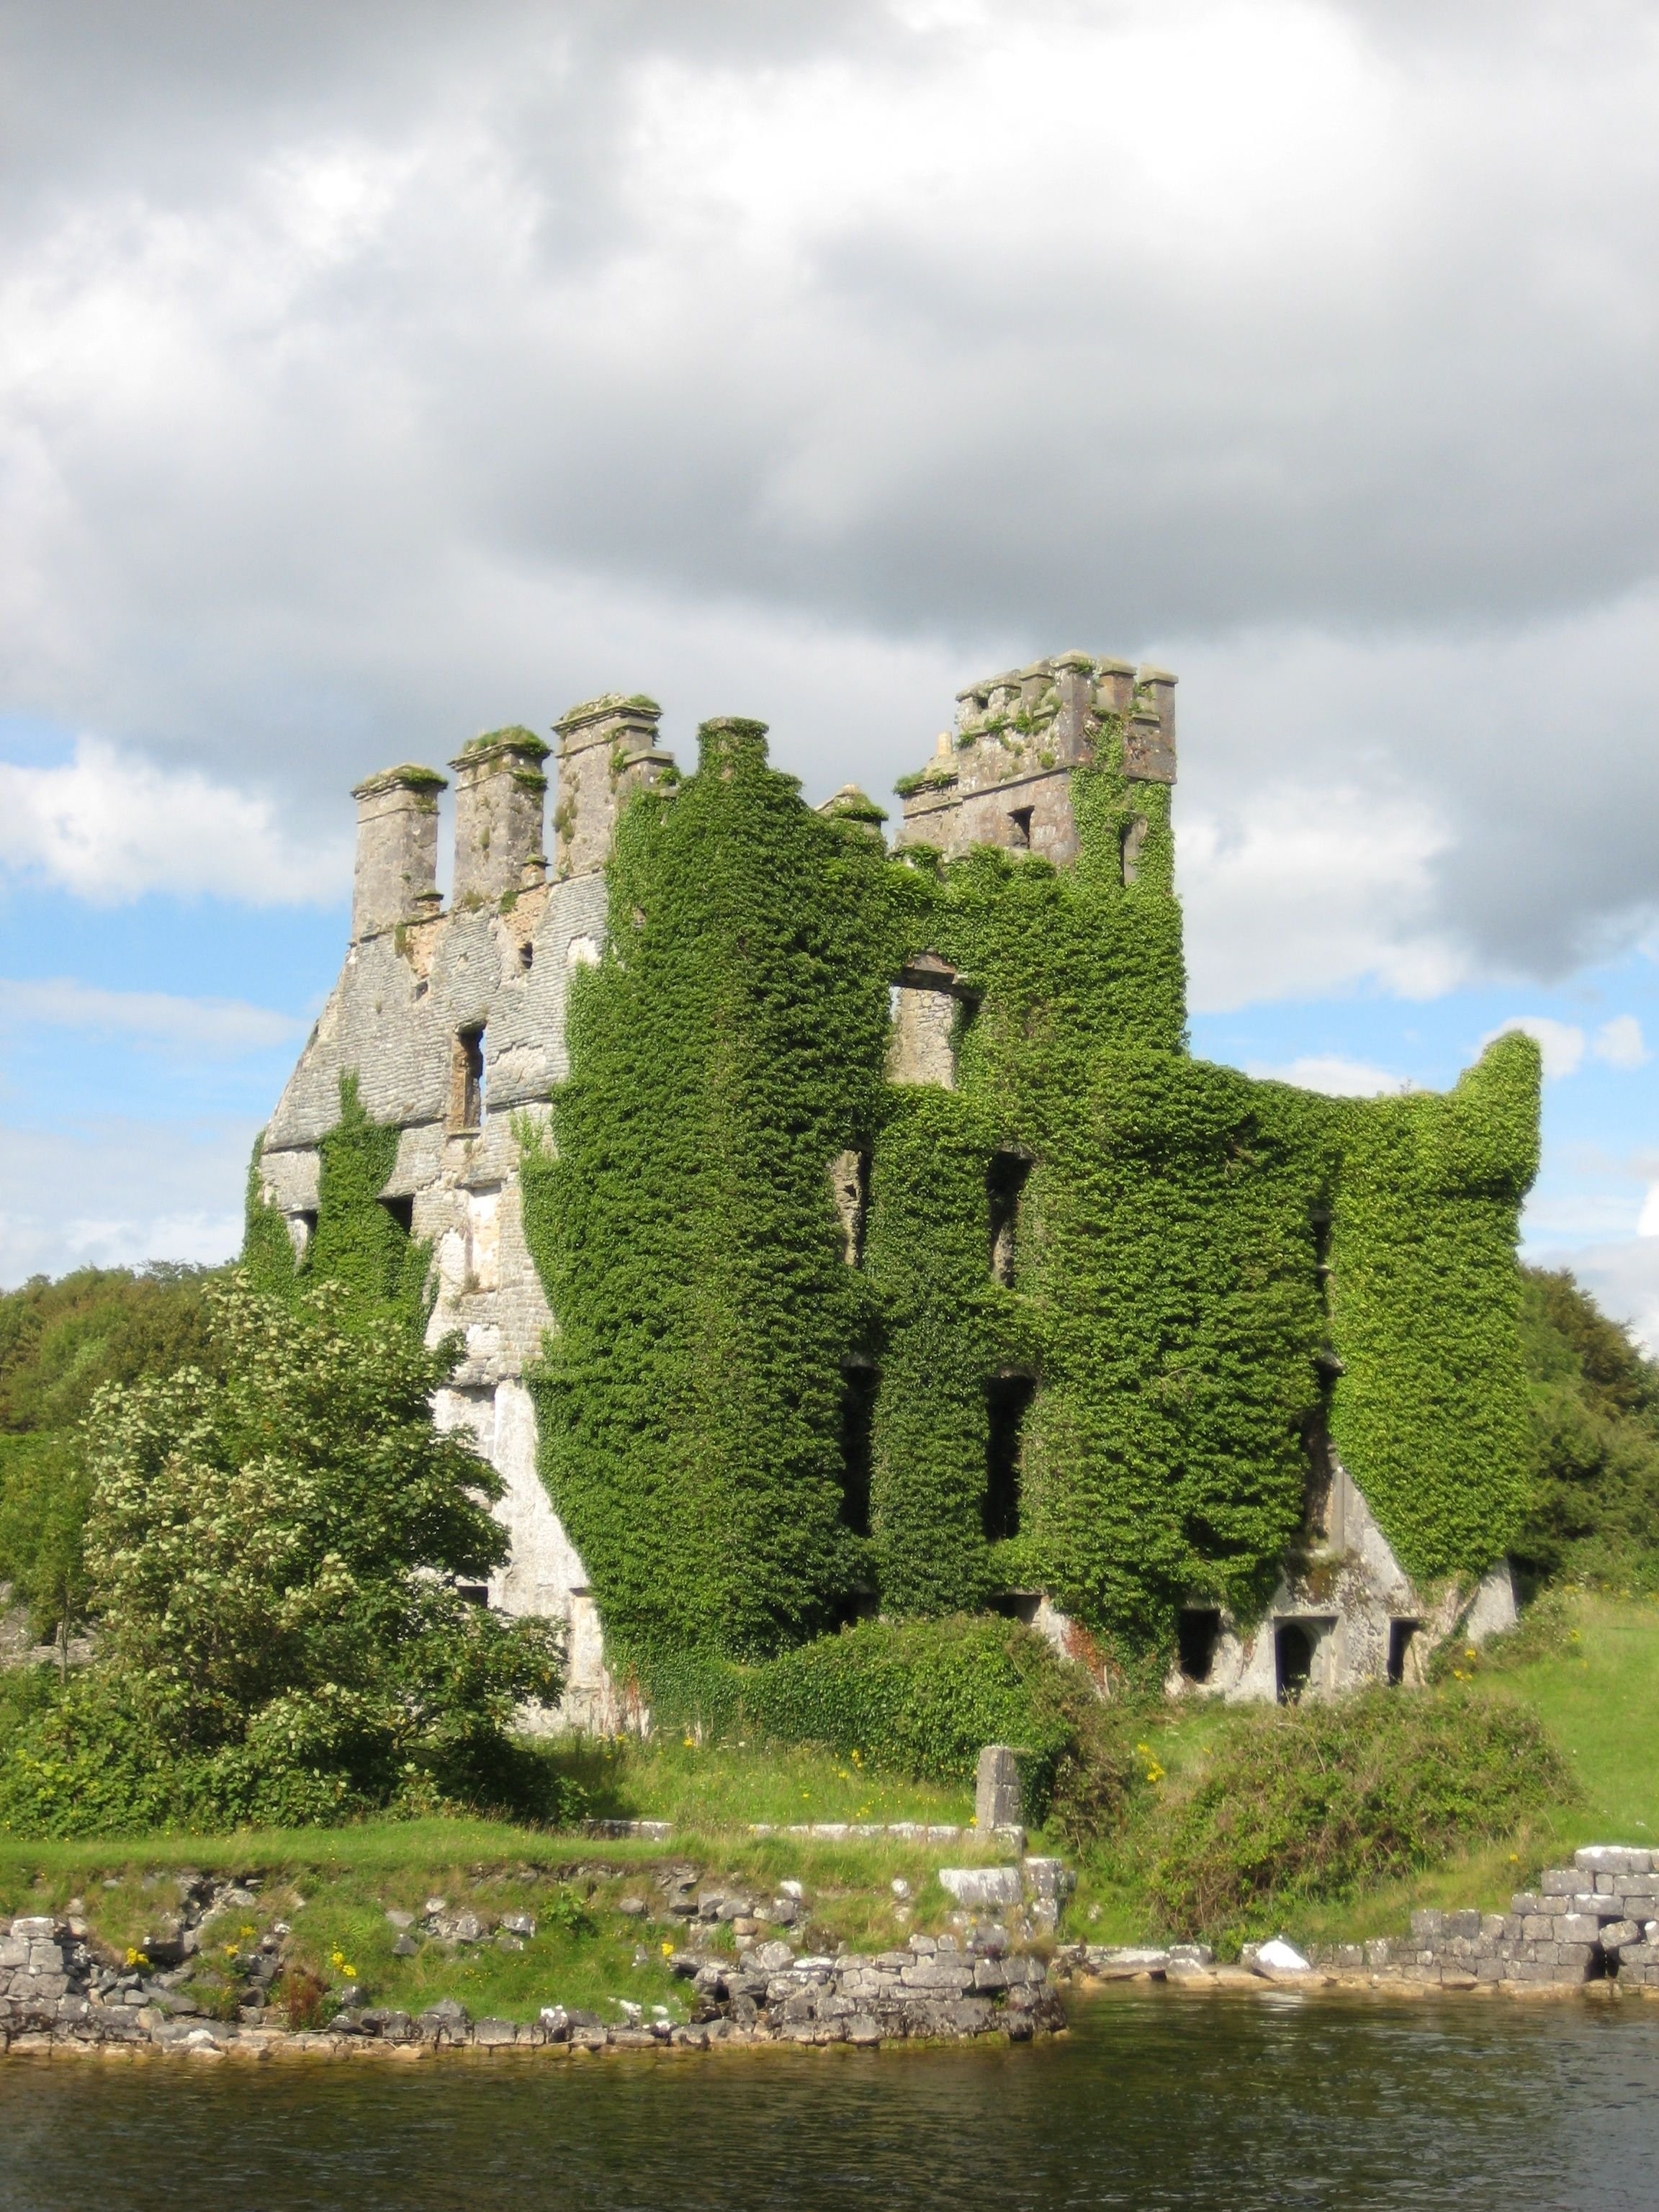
(896, 651, 1177, 863)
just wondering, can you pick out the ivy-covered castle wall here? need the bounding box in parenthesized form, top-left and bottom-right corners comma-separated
(249, 653, 1541, 1716)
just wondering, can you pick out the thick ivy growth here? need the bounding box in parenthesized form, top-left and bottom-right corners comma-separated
(1326, 1035, 1542, 1582)
(516, 701, 1541, 1663)
(522, 719, 907, 1662)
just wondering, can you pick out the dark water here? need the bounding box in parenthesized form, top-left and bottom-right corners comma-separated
(2, 1989, 1657, 2212)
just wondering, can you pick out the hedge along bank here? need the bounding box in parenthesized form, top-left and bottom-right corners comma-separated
(246, 656, 1540, 1735)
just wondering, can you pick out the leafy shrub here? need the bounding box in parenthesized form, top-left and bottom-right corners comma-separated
(642, 1613, 1126, 1826)
(0, 1277, 565, 1836)
(1514, 1266, 1659, 1593)
(1146, 1689, 1574, 1946)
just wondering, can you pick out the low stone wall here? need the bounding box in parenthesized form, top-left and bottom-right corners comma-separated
(1375, 1845, 1659, 1990)
(1056, 1844, 1659, 2000)
(0, 1915, 1062, 2059)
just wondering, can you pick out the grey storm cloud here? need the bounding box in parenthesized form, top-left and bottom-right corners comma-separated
(0, 0, 1655, 987)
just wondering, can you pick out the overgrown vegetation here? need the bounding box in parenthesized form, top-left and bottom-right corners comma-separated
(637, 1613, 1128, 1828)
(1514, 1265, 1659, 1591)
(521, 697, 1542, 1667)
(0, 1280, 565, 1836)
(244, 1073, 431, 1330)
(0, 1264, 217, 1649)
(1142, 1690, 1571, 1946)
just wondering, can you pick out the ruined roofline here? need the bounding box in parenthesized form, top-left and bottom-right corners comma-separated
(346, 652, 1172, 936)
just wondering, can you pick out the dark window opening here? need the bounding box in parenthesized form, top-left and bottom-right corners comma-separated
(989, 1591, 1041, 1626)
(379, 1193, 414, 1238)
(984, 1374, 1035, 1542)
(289, 1210, 318, 1267)
(1178, 1608, 1223, 1684)
(451, 1025, 485, 1130)
(1275, 1621, 1316, 1703)
(1387, 1619, 1419, 1687)
(987, 1150, 1033, 1286)
(830, 1588, 880, 1629)
(1008, 806, 1033, 850)
(519, 940, 534, 971)
(1120, 814, 1148, 883)
(454, 1582, 489, 1608)
(838, 1364, 877, 1537)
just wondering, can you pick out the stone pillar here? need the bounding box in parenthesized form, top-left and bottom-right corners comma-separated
(976, 1743, 1022, 1835)
(349, 765, 446, 941)
(449, 727, 550, 907)
(553, 694, 676, 881)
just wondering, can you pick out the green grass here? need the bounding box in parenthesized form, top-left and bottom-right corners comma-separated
(6, 1591, 1653, 1993)
(0, 1738, 1000, 2027)
(557, 1731, 974, 1831)
(1061, 1589, 1659, 1951)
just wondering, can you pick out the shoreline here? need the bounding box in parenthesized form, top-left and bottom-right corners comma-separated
(3, 1963, 1656, 2070)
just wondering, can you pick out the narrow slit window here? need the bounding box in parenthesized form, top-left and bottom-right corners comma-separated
(984, 1373, 1035, 1542)
(1120, 814, 1148, 883)
(838, 1364, 877, 1537)
(451, 1025, 485, 1130)
(987, 1150, 1032, 1285)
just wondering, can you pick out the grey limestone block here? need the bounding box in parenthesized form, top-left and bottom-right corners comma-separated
(1575, 1846, 1653, 1877)
(1541, 1869, 1578, 1896)
(976, 1745, 1022, 1835)
(1509, 1892, 1547, 1918)
(1556, 1943, 1599, 1979)
(1557, 1915, 1602, 1946)
(1409, 1910, 1444, 1941)
(1599, 1920, 1642, 1952)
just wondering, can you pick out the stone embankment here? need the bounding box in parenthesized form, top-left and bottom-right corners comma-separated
(1, 1863, 1065, 2059)
(1057, 1845, 1659, 2000)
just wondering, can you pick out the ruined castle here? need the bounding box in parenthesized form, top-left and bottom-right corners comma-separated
(253, 655, 1534, 1721)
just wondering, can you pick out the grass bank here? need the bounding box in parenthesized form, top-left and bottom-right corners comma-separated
(2, 1591, 1653, 2018)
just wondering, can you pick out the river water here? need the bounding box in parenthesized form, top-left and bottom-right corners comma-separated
(2, 1987, 1656, 2211)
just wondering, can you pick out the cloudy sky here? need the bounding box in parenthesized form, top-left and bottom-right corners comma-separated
(2, 0, 1658, 1334)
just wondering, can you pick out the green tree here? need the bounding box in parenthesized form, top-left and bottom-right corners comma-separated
(0, 1276, 563, 1834)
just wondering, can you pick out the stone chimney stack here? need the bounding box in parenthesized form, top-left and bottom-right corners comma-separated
(553, 694, 677, 879)
(349, 765, 447, 941)
(449, 727, 551, 907)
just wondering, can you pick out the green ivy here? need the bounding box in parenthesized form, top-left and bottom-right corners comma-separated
(1326, 1035, 1541, 1583)
(509, 701, 1540, 1663)
(522, 719, 908, 1663)
(242, 1074, 431, 1334)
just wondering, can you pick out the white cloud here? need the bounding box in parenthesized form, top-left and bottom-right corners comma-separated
(1479, 1015, 1585, 1080)
(1593, 1013, 1648, 1068)
(1637, 1184, 1659, 1238)
(0, 0, 1650, 985)
(1178, 782, 1465, 1012)
(0, 737, 348, 905)
(1545, 1236, 1659, 1358)
(0, 1112, 256, 1287)
(1243, 1054, 1410, 1097)
(0, 976, 302, 1054)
